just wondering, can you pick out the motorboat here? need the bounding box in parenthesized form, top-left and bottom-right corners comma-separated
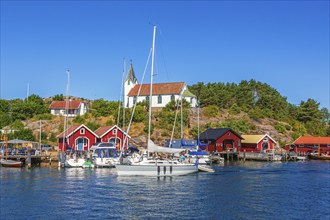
(90, 142, 119, 168)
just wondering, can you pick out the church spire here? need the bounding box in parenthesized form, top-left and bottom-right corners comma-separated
(125, 63, 137, 84)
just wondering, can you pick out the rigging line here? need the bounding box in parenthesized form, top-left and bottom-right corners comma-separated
(122, 48, 153, 150)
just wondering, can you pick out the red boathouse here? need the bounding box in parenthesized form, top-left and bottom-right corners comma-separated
(291, 136, 330, 153)
(94, 125, 130, 151)
(240, 134, 277, 153)
(57, 124, 98, 151)
(199, 128, 243, 152)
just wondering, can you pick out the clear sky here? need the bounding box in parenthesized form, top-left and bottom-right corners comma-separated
(1, 1, 329, 108)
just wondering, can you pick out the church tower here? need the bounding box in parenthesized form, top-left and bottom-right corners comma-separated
(124, 63, 138, 108)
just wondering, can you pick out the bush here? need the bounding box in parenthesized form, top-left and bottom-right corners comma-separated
(248, 107, 264, 119)
(203, 105, 218, 117)
(86, 122, 100, 131)
(228, 104, 241, 115)
(49, 132, 57, 143)
(73, 116, 85, 124)
(274, 123, 286, 134)
(36, 113, 53, 120)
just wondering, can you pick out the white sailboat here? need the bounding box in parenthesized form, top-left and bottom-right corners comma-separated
(115, 25, 198, 176)
(62, 70, 85, 168)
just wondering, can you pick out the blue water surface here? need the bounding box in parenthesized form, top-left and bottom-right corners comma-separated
(1, 161, 329, 220)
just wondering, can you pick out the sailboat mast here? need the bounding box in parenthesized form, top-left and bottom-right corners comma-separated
(39, 120, 42, 151)
(122, 60, 126, 133)
(147, 25, 156, 145)
(63, 70, 70, 152)
(181, 96, 183, 139)
(197, 100, 200, 150)
(117, 59, 125, 151)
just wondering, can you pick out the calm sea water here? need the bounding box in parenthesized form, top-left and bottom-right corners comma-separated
(1, 161, 329, 220)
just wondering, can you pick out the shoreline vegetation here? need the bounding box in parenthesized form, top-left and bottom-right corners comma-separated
(0, 80, 329, 149)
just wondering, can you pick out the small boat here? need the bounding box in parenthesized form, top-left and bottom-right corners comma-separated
(64, 157, 85, 167)
(296, 156, 307, 161)
(0, 135, 22, 168)
(0, 159, 22, 167)
(198, 165, 215, 173)
(90, 142, 119, 168)
(309, 153, 330, 160)
(82, 161, 94, 168)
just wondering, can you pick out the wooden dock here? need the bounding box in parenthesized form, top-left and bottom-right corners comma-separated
(209, 152, 239, 162)
(0, 154, 57, 167)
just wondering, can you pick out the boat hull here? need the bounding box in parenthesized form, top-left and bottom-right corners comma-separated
(0, 159, 22, 167)
(94, 158, 119, 168)
(309, 155, 330, 160)
(116, 164, 198, 176)
(64, 158, 85, 167)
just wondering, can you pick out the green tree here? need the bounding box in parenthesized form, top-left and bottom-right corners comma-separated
(298, 99, 322, 123)
(53, 94, 64, 101)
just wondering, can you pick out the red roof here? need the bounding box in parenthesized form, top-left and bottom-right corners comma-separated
(94, 126, 113, 137)
(294, 136, 330, 145)
(94, 125, 131, 138)
(57, 125, 80, 138)
(49, 100, 84, 110)
(127, 82, 185, 96)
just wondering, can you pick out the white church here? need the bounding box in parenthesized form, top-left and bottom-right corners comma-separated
(124, 64, 197, 108)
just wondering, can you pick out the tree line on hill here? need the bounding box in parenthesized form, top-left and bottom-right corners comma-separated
(0, 79, 329, 145)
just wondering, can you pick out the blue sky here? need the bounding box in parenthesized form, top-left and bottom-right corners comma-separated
(1, 1, 329, 108)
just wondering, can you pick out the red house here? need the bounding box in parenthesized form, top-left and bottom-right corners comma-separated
(291, 136, 330, 153)
(240, 134, 277, 153)
(57, 124, 98, 151)
(199, 128, 243, 152)
(94, 125, 130, 151)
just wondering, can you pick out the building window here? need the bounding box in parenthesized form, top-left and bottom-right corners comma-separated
(171, 95, 175, 102)
(113, 129, 117, 135)
(128, 80, 130, 86)
(80, 128, 85, 134)
(146, 95, 149, 102)
(133, 96, 137, 105)
(190, 97, 193, 103)
(127, 98, 129, 107)
(158, 95, 162, 104)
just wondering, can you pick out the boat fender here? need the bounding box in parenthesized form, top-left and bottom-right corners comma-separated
(164, 166, 166, 174)
(170, 166, 173, 174)
(157, 166, 160, 176)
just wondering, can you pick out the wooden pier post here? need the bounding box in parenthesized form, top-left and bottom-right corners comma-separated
(27, 150, 32, 169)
